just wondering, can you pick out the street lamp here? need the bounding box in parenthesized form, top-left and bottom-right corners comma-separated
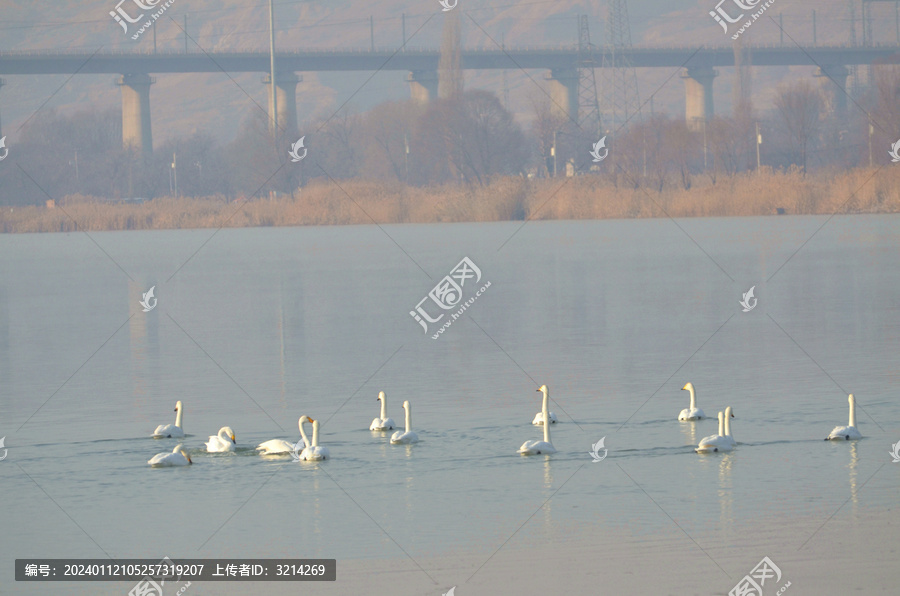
(756, 122, 762, 174)
(171, 152, 178, 198)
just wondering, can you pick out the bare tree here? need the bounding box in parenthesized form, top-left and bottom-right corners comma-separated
(527, 92, 579, 177)
(774, 80, 823, 171)
(872, 65, 900, 162)
(413, 90, 527, 186)
(360, 100, 424, 182)
(309, 109, 363, 182)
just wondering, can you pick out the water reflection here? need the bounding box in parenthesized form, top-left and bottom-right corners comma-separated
(717, 453, 734, 530)
(129, 279, 159, 411)
(542, 457, 554, 533)
(278, 277, 286, 406)
(848, 441, 859, 515)
(679, 420, 700, 447)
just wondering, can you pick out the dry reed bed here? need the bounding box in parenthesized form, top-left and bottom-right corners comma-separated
(2, 168, 899, 234)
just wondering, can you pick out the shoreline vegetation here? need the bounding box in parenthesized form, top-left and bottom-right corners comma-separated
(2, 167, 899, 234)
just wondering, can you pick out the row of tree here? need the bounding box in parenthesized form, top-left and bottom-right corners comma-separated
(1, 66, 899, 206)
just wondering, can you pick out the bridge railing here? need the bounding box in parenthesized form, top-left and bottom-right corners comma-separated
(1, 42, 899, 58)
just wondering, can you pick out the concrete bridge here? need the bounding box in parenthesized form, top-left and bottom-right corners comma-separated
(1, 44, 898, 155)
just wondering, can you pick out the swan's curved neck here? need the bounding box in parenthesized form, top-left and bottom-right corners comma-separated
(404, 404, 412, 432)
(717, 413, 724, 437)
(380, 396, 387, 420)
(849, 395, 856, 427)
(542, 389, 551, 443)
(688, 386, 696, 410)
(175, 405, 183, 428)
(311, 421, 319, 447)
(724, 412, 732, 439)
(298, 419, 311, 448)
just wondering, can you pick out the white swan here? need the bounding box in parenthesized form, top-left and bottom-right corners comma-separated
(695, 410, 734, 453)
(205, 426, 236, 452)
(257, 416, 310, 455)
(519, 385, 557, 455)
(826, 394, 862, 441)
(299, 418, 330, 460)
(678, 382, 706, 421)
(255, 439, 295, 455)
(391, 401, 419, 444)
(723, 406, 735, 446)
(531, 384, 558, 425)
(148, 444, 192, 467)
(152, 400, 184, 438)
(370, 391, 396, 430)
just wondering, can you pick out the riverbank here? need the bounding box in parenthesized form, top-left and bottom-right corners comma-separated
(2, 167, 899, 233)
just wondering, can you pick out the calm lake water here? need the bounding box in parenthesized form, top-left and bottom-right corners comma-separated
(1, 216, 898, 595)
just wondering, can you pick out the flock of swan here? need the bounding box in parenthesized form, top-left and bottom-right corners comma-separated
(146, 384, 864, 466)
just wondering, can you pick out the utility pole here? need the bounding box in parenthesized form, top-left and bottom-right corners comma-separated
(402, 13, 406, 49)
(703, 119, 708, 171)
(172, 152, 178, 198)
(868, 117, 874, 167)
(756, 122, 761, 174)
(269, 0, 278, 134)
(370, 16, 375, 51)
(552, 130, 558, 177)
(812, 10, 816, 46)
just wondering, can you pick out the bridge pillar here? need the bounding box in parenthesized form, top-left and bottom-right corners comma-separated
(544, 68, 579, 121)
(263, 72, 302, 133)
(681, 67, 717, 132)
(117, 74, 155, 157)
(407, 70, 438, 103)
(814, 65, 849, 116)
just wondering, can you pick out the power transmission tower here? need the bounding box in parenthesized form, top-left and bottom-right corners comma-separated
(600, 0, 641, 132)
(438, 10, 463, 99)
(576, 15, 602, 137)
(732, 36, 752, 114)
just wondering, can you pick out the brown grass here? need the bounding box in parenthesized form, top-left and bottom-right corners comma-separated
(3, 168, 899, 234)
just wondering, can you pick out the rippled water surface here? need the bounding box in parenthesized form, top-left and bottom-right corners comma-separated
(1, 216, 898, 595)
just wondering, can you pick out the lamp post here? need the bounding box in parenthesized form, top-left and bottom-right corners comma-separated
(552, 130, 557, 177)
(756, 122, 762, 174)
(868, 117, 874, 167)
(171, 152, 178, 198)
